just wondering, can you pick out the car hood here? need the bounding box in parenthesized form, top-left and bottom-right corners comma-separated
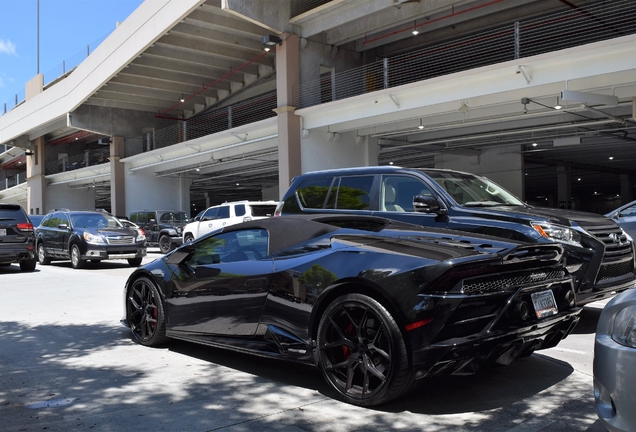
(460, 204, 616, 229)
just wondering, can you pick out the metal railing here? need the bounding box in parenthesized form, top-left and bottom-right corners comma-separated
(124, 91, 277, 157)
(0, 172, 27, 191)
(290, 0, 332, 18)
(294, 0, 636, 109)
(1, 32, 112, 118)
(46, 147, 110, 175)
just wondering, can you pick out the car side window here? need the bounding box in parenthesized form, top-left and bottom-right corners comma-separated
(186, 229, 268, 267)
(235, 204, 246, 217)
(202, 207, 219, 221)
(381, 175, 433, 212)
(327, 175, 374, 210)
(58, 213, 70, 227)
(296, 177, 334, 209)
(218, 206, 230, 219)
(619, 205, 636, 217)
(130, 213, 137, 223)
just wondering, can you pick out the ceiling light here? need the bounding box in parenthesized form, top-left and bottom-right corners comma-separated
(412, 30, 419, 35)
(554, 96, 562, 110)
(418, 119, 424, 130)
(179, 94, 185, 103)
(195, 168, 200, 172)
(532, 142, 537, 147)
(236, 182, 240, 186)
(389, 160, 394, 165)
(609, 156, 614, 160)
(261, 35, 282, 51)
(578, 178, 581, 181)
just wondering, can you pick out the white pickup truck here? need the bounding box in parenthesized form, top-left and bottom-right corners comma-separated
(182, 200, 278, 242)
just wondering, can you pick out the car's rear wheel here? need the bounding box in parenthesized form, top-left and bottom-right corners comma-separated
(37, 243, 51, 265)
(70, 244, 85, 269)
(128, 258, 143, 267)
(159, 235, 172, 254)
(317, 293, 414, 406)
(127, 277, 167, 346)
(184, 233, 194, 243)
(19, 257, 37, 272)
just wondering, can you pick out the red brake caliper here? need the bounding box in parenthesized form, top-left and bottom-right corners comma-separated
(341, 322, 355, 358)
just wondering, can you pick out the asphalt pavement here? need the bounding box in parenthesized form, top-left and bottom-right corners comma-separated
(0, 249, 610, 431)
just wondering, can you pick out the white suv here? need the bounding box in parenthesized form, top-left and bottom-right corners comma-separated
(182, 200, 278, 242)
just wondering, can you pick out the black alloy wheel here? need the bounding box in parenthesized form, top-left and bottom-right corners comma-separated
(127, 277, 167, 346)
(70, 244, 85, 269)
(37, 243, 51, 265)
(159, 235, 172, 254)
(317, 293, 414, 406)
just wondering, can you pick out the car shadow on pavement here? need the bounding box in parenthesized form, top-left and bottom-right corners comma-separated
(570, 306, 603, 335)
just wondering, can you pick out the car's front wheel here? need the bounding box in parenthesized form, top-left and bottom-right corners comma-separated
(128, 258, 143, 267)
(127, 277, 168, 346)
(19, 257, 37, 272)
(184, 233, 194, 243)
(37, 243, 51, 265)
(317, 293, 414, 406)
(70, 244, 85, 269)
(159, 235, 172, 254)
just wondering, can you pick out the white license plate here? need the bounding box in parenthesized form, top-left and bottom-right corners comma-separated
(531, 290, 558, 319)
(0, 229, 6, 236)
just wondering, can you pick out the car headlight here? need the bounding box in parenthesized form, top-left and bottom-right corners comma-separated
(177, 227, 182, 234)
(611, 305, 636, 348)
(83, 231, 106, 244)
(621, 228, 633, 243)
(531, 221, 581, 246)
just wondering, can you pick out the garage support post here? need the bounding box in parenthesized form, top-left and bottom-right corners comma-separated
(26, 136, 46, 215)
(620, 174, 632, 204)
(557, 166, 571, 209)
(110, 137, 126, 217)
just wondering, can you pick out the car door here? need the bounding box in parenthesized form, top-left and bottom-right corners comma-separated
(41, 212, 62, 255)
(197, 205, 231, 238)
(166, 228, 272, 336)
(56, 213, 72, 256)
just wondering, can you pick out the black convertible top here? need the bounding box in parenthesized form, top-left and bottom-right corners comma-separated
(222, 214, 413, 256)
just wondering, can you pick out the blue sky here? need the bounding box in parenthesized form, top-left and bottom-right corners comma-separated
(0, 0, 143, 110)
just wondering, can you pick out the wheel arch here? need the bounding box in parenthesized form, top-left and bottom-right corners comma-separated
(124, 270, 169, 319)
(308, 279, 411, 350)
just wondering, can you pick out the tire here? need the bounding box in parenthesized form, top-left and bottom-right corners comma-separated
(128, 258, 143, 267)
(20, 257, 37, 272)
(159, 235, 172, 254)
(70, 244, 85, 269)
(37, 243, 51, 265)
(317, 293, 414, 406)
(90, 259, 101, 263)
(184, 233, 194, 243)
(127, 276, 168, 346)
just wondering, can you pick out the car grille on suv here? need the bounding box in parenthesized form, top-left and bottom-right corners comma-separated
(584, 223, 635, 284)
(105, 235, 135, 245)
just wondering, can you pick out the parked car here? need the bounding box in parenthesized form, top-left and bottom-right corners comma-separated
(606, 200, 636, 242)
(123, 214, 581, 406)
(36, 209, 146, 269)
(594, 288, 636, 432)
(276, 166, 636, 305)
(129, 210, 189, 253)
(0, 203, 37, 271)
(182, 200, 277, 243)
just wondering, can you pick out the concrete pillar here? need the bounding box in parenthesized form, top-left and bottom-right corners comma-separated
(621, 174, 632, 204)
(434, 145, 525, 200)
(301, 128, 378, 172)
(275, 33, 301, 198)
(557, 166, 571, 209)
(110, 137, 126, 217)
(26, 137, 46, 215)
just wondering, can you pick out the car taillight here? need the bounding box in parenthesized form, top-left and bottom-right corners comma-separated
(17, 223, 33, 232)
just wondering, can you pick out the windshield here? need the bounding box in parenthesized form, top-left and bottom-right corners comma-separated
(71, 213, 123, 228)
(159, 212, 190, 223)
(424, 171, 525, 207)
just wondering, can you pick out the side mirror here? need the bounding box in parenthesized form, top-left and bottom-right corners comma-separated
(413, 195, 446, 215)
(58, 224, 69, 230)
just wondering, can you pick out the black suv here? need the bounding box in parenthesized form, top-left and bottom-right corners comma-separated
(277, 166, 636, 305)
(0, 203, 37, 271)
(36, 209, 147, 269)
(129, 210, 189, 253)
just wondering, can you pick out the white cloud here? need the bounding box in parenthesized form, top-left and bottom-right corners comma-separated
(0, 39, 17, 56)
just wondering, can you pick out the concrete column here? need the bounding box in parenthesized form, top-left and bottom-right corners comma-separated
(275, 33, 301, 198)
(26, 137, 46, 214)
(620, 174, 632, 204)
(557, 166, 571, 209)
(110, 137, 126, 217)
(434, 145, 525, 199)
(301, 128, 378, 172)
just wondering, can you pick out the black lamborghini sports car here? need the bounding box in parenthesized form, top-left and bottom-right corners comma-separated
(122, 215, 580, 406)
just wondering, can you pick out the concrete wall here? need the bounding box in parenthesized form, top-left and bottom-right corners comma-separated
(45, 186, 97, 211)
(125, 168, 191, 217)
(434, 145, 525, 199)
(301, 128, 378, 173)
